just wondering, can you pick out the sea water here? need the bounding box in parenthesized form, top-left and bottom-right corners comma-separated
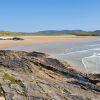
(6, 41, 100, 74)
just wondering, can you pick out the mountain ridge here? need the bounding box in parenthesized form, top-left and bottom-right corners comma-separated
(0, 30, 100, 36)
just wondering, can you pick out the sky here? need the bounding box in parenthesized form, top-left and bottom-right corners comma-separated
(0, 0, 100, 32)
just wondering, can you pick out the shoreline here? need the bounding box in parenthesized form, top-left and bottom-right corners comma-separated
(0, 35, 100, 50)
(0, 50, 99, 100)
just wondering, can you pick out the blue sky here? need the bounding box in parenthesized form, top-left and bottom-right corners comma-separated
(0, 0, 100, 32)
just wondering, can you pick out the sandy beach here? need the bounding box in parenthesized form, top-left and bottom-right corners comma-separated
(0, 35, 100, 50)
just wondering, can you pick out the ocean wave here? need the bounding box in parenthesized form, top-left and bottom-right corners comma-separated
(88, 43, 100, 47)
(53, 47, 100, 74)
(82, 53, 100, 74)
(65, 47, 100, 55)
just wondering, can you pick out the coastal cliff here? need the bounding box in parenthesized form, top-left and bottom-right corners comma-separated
(0, 50, 99, 100)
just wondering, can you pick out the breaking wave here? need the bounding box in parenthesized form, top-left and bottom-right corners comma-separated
(82, 53, 100, 74)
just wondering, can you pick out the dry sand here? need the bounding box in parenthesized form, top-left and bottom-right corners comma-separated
(0, 35, 100, 50)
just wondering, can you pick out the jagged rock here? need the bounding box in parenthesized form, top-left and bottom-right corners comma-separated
(0, 50, 99, 100)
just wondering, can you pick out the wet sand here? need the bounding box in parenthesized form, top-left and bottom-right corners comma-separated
(0, 35, 100, 50)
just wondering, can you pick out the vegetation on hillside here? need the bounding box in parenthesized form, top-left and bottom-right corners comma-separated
(0, 32, 33, 36)
(0, 31, 100, 36)
(72, 32, 100, 36)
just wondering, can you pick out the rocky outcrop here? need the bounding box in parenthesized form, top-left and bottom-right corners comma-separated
(0, 37, 24, 40)
(0, 50, 99, 100)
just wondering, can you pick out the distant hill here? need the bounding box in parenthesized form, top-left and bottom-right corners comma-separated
(94, 30, 100, 32)
(73, 31, 100, 36)
(0, 30, 100, 36)
(33, 30, 100, 36)
(34, 30, 85, 34)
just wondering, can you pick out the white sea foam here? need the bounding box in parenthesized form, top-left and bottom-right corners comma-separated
(6, 41, 100, 73)
(88, 44, 100, 47)
(82, 53, 100, 74)
(64, 47, 100, 55)
(54, 47, 100, 74)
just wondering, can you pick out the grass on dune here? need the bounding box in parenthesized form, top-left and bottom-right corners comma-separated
(0, 31, 100, 36)
(0, 32, 73, 37)
(0, 32, 34, 37)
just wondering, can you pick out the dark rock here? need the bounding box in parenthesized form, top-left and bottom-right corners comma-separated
(0, 37, 24, 40)
(11, 37, 24, 40)
(0, 50, 99, 100)
(70, 80, 100, 92)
